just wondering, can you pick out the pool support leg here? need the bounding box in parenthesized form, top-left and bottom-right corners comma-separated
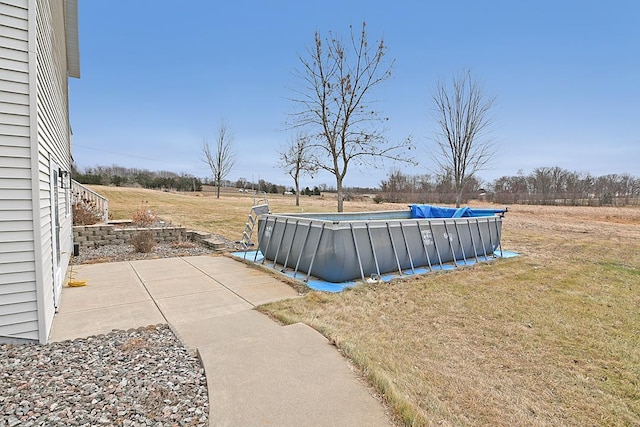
(365, 223, 381, 278)
(254, 215, 272, 263)
(453, 221, 468, 265)
(271, 218, 289, 269)
(466, 219, 480, 263)
(281, 219, 299, 273)
(493, 217, 503, 257)
(399, 222, 416, 274)
(350, 224, 366, 281)
(475, 218, 489, 260)
(485, 218, 495, 258)
(416, 221, 433, 272)
(293, 223, 312, 279)
(386, 222, 403, 276)
(260, 217, 278, 265)
(428, 221, 444, 269)
(305, 223, 326, 283)
(443, 221, 458, 267)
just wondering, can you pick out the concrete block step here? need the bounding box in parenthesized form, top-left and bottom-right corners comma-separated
(201, 238, 226, 250)
(187, 230, 212, 240)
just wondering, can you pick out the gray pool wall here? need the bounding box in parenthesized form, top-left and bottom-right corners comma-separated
(257, 209, 503, 283)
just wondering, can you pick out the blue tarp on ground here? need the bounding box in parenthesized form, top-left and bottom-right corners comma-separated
(409, 205, 506, 219)
(231, 250, 519, 293)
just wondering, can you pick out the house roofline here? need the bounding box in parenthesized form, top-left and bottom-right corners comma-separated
(65, 0, 80, 78)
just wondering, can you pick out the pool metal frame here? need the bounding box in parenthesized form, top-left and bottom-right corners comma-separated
(249, 209, 505, 283)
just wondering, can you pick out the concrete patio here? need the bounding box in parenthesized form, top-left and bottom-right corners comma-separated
(50, 255, 392, 426)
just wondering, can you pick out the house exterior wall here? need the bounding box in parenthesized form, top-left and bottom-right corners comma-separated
(0, 0, 76, 344)
(34, 0, 73, 342)
(0, 0, 39, 343)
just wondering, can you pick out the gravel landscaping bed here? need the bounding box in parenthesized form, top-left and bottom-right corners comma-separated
(0, 233, 240, 426)
(73, 233, 239, 265)
(73, 242, 216, 264)
(1, 325, 208, 426)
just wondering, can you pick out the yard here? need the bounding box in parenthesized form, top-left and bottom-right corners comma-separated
(91, 186, 640, 426)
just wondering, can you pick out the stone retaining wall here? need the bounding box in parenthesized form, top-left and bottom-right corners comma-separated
(73, 225, 189, 249)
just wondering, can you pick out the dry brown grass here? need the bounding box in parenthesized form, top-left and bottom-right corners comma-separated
(262, 204, 640, 426)
(90, 186, 640, 426)
(88, 185, 383, 240)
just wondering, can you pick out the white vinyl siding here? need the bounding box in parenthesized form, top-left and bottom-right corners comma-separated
(0, 0, 75, 343)
(35, 0, 73, 338)
(0, 0, 38, 342)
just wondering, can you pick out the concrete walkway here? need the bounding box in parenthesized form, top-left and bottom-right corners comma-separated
(50, 256, 391, 427)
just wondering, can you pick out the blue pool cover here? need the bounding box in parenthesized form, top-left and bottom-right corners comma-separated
(410, 204, 506, 219)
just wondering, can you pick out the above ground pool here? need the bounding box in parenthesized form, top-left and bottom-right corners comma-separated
(256, 205, 506, 283)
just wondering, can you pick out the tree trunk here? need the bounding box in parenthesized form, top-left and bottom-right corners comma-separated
(216, 177, 221, 199)
(455, 182, 462, 208)
(336, 177, 344, 212)
(295, 181, 300, 207)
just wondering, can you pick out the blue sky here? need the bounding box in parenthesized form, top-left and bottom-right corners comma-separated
(70, 1, 639, 188)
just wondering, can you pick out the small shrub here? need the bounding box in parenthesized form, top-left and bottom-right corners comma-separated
(372, 194, 385, 204)
(132, 201, 155, 227)
(72, 201, 102, 225)
(131, 231, 156, 253)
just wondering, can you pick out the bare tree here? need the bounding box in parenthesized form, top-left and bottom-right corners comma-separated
(202, 120, 236, 198)
(291, 22, 414, 212)
(431, 70, 496, 207)
(279, 132, 317, 206)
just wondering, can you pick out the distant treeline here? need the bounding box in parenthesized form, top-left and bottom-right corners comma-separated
(379, 167, 640, 207)
(72, 166, 321, 196)
(74, 165, 640, 207)
(379, 170, 483, 204)
(72, 165, 203, 192)
(491, 167, 640, 206)
(231, 177, 324, 196)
